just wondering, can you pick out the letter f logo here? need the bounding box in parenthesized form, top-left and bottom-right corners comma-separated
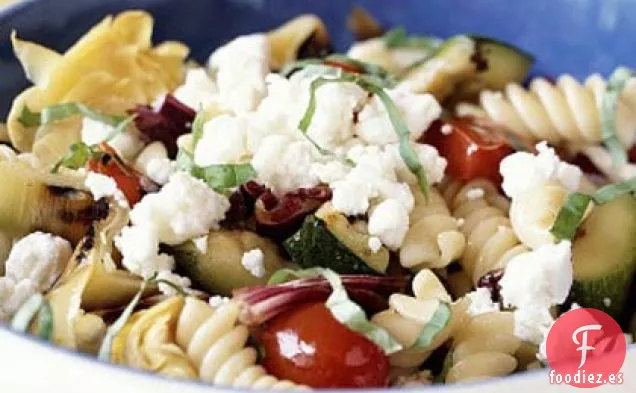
(572, 324, 602, 368)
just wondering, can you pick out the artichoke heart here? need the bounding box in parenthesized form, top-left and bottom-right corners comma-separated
(112, 296, 198, 380)
(267, 14, 331, 70)
(0, 160, 97, 244)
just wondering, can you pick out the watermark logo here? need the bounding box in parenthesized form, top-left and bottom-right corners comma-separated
(546, 308, 626, 388)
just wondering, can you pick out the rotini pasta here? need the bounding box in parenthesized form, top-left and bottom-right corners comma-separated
(475, 74, 636, 146)
(399, 186, 466, 270)
(445, 308, 520, 383)
(175, 297, 302, 389)
(440, 178, 528, 285)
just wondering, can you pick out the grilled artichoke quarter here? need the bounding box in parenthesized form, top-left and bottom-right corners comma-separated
(0, 160, 100, 245)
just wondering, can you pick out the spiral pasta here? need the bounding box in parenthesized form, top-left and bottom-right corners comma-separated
(399, 186, 466, 270)
(175, 297, 302, 389)
(475, 74, 636, 146)
(445, 309, 520, 383)
(440, 179, 528, 285)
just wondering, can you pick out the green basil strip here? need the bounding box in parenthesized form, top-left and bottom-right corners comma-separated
(98, 280, 147, 361)
(383, 27, 442, 51)
(104, 114, 137, 142)
(51, 142, 102, 173)
(153, 279, 187, 296)
(268, 267, 403, 354)
(411, 301, 452, 349)
(193, 163, 257, 193)
(362, 82, 429, 200)
(550, 178, 636, 240)
(601, 67, 633, 167)
(592, 176, 636, 204)
(10, 293, 44, 333)
(36, 299, 54, 341)
(325, 54, 396, 87)
(550, 193, 592, 241)
(18, 103, 128, 128)
(190, 110, 209, 153)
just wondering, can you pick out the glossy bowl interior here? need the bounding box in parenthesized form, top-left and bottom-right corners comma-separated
(1, 0, 635, 391)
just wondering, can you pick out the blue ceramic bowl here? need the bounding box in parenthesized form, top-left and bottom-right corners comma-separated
(0, 0, 634, 391)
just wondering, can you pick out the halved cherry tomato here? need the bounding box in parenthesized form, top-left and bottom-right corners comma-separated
(421, 116, 515, 184)
(259, 302, 389, 388)
(87, 144, 144, 206)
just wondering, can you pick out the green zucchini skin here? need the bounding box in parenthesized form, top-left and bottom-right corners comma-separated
(284, 215, 382, 275)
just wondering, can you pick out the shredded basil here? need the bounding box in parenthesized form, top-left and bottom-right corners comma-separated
(153, 279, 187, 296)
(51, 142, 103, 173)
(18, 103, 128, 128)
(550, 178, 636, 240)
(601, 67, 634, 167)
(190, 110, 208, 152)
(383, 27, 442, 51)
(98, 279, 147, 361)
(299, 72, 430, 199)
(36, 299, 54, 341)
(267, 267, 402, 354)
(193, 163, 257, 193)
(11, 293, 45, 333)
(411, 301, 452, 349)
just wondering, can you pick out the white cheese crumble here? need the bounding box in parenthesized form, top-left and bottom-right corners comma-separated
(208, 34, 270, 114)
(173, 68, 219, 111)
(368, 236, 383, 253)
(368, 199, 410, 250)
(80, 117, 145, 160)
(209, 295, 230, 308)
(251, 134, 319, 193)
(0, 232, 72, 322)
(499, 241, 573, 344)
(356, 89, 441, 145)
(155, 270, 192, 296)
(194, 114, 250, 166)
(603, 297, 612, 307)
(134, 142, 175, 185)
(241, 249, 266, 278)
(129, 172, 230, 245)
(84, 171, 127, 206)
(500, 141, 582, 199)
(115, 225, 176, 279)
(466, 287, 500, 316)
(465, 187, 485, 200)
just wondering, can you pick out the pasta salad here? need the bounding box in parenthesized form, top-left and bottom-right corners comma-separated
(1, 8, 635, 389)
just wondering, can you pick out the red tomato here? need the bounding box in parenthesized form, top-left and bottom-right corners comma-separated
(259, 302, 389, 388)
(422, 117, 515, 184)
(87, 144, 143, 206)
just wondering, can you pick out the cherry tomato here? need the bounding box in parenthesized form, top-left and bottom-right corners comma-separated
(421, 117, 514, 184)
(259, 302, 389, 388)
(87, 144, 143, 206)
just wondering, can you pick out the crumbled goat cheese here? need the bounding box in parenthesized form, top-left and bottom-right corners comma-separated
(80, 117, 144, 160)
(115, 225, 176, 279)
(465, 187, 485, 200)
(500, 241, 573, 344)
(208, 34, 270, 114)
(209, 295, 230, 308)
(387, 143, 447, 186)
(85, 171, 127, 206)
(4, 232, 72, 292)
(194, 114, 250, 166)
(192, 235, 208, 254)
(466, 287, 500, 316)
(368, 199, 410, 250)
(155, 270, 192, 296)
(251, 134, 319, 193)
(311, 161, 351, 184)
(356, 89, 441, 145)
(134, 142, 175, 185)
(241, 249, 266, 278)
(173, 68, 219, 110)
(603, 297, 612, 307)
(0, 278, 36, 322)
(129, 172, 230, 245)
(0, 232, 72, 322)
(441, 124, 454, 135)
(368, 236, 383, 253)
(500, 141, 582, 199)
